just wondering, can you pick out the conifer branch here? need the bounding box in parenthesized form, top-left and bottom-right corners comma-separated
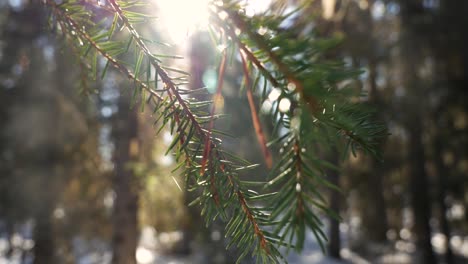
(219, 5, 320, 113)
(240, 51, 273, 169)
(47, 0, 163, 102)
(43, 1, 387, 262)
(46, 0, 285, 261)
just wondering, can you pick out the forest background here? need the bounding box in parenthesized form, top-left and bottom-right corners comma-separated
(0, 0, 467, 264)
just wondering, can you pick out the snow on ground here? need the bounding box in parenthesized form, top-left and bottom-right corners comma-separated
(135, 227, 352, 264)
(2, 225, 468, 263)
(284, 229, 369, 264)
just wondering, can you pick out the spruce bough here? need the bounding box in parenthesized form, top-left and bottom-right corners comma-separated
(44, 0, 387, 262)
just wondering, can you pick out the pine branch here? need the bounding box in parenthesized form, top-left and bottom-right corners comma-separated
(217, 4, 320, 113)
(46, 1, 287, 262)
(44, 1, 387, 263)
(212, 0, 387, 252)
(105, 3, 286, 261)
(47, 0, 162, 101)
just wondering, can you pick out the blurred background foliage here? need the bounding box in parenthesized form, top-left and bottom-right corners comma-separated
(0, 0, 467, 264)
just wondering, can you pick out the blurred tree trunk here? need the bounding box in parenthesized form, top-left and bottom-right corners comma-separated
(8, 5, 61, 264)
(407, 123, 435, 264)
(362, 59, 388, 243)
(399, 1, 436, 263)
(31, 75, 59, 264)
(432, 8, 468, 264)
(434, 135, 454, 264)
(437, 4, 468, 262)
(319, 0, 390, 245)
(33, 188, 55, 264)
(0, 8, 15, 235)
(327, 150, 341, 259)
(112, 93, 139, 264)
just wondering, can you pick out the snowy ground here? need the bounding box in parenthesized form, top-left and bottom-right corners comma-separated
(135, 227, 371, 264)
(2, 225, 468, 263)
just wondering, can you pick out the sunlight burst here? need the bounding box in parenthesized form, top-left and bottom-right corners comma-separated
(155, 0, 211, 43)
(155, 0, 272, 44)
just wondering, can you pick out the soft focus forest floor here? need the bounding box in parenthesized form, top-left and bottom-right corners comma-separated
(2, 224, 468, 264)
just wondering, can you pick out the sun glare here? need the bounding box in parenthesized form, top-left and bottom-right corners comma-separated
(155, 0, 272, 44)
(155, 0, 211, 43)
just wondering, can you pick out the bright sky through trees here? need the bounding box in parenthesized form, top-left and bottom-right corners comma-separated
(156, 0, 271, 43)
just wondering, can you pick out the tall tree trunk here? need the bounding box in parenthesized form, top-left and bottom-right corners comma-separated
(177, 32, 211, 256)
(33, 194, 55, 264)
(361, 60, 388, 243)
(408, 123, 435, 264)
(327, 151, 341, 259)
(399, 2, 436, 263)
(434, 135, 454, 264)
(112, 93, 139, 264)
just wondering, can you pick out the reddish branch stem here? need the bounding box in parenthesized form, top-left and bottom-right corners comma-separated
(201, 49, 227, 174)
(220, 7, 320, 113)
(240, 51, 273, 169)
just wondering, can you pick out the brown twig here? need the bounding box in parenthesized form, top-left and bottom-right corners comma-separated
(201, 49, 227, 174)
(240, 51, 273, 169)
(221, 7, 320, 113)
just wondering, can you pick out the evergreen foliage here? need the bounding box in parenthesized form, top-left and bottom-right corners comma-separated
(43, 0, 387, 262)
